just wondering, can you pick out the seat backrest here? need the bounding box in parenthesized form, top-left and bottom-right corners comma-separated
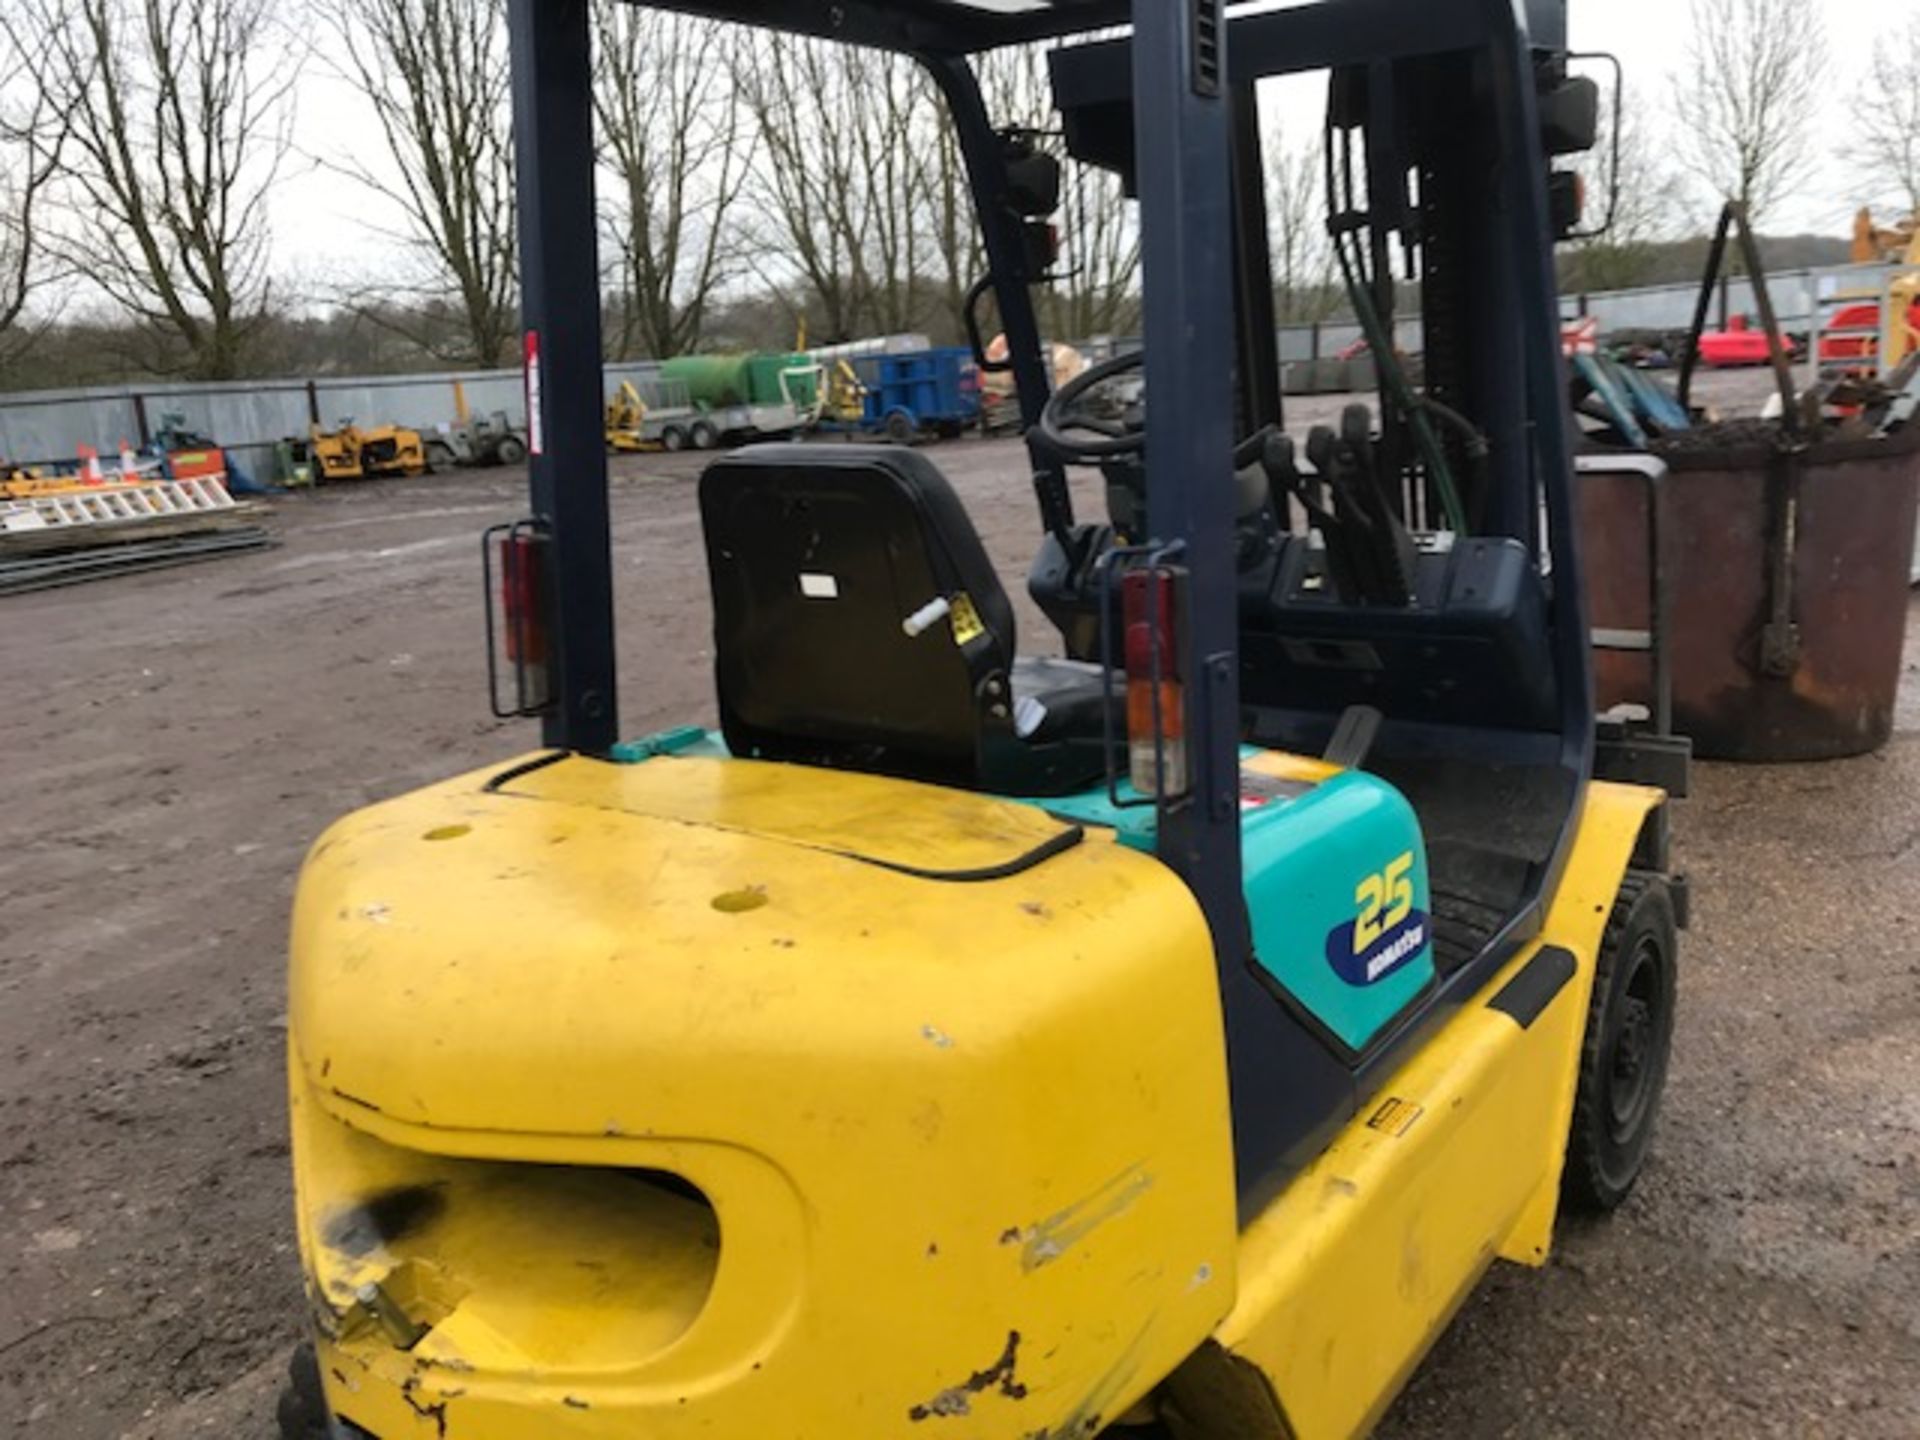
(699, 445, 1018, 782)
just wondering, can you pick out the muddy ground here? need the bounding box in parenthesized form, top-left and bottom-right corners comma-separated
(2, 389, 1917, 1437)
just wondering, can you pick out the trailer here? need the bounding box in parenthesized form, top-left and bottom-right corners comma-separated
(827, 346, 983, 442)
(656, 353, 826, 447)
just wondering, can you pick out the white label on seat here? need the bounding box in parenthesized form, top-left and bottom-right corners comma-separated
(799, 572, 839, 599)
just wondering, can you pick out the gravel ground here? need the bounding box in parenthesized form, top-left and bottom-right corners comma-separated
(1, 396, 1916, 1437)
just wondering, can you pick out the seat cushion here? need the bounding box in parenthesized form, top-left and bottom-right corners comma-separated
(1012, 656, 1116, 745)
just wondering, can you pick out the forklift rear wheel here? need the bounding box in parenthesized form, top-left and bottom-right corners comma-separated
(1563, 872, 1677, 1213)
(690, 421, 720, 450)
(661, 426, 687, 452)
(496, 434, 528, 466)
(275, 1342, 329, 1439)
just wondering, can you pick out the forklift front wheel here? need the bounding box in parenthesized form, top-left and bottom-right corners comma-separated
(1563, 873, 1677, 1213)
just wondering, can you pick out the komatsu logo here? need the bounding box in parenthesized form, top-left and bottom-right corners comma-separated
(1325, 850, 1431, 987)
(1326, 911, 1431, 987)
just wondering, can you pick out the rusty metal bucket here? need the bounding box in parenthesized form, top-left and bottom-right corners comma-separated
(1582, 424, 1920, 761)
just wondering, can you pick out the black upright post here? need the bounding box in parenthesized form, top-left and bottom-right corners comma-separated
(921, 55, 1054, 435)
(507, 0, 618, 755)
(1132, 3, 1247, 950)
(1137, 0, 1340, 1207)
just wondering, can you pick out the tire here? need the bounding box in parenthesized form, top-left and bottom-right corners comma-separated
(689, 420, 720, 451)
(1563, 872, 1677, 1213)
(660, 426, 687, 453)
(424, 441, 457, 474)
(495, 434, 528, 466)
(884, 411, 917, 445)
(276, 1343, 330, 1440)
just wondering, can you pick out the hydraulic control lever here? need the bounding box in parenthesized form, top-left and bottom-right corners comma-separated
(1262, 405, 1416, 607)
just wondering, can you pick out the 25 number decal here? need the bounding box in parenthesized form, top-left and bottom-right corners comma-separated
(1354, 852, 1415, 954)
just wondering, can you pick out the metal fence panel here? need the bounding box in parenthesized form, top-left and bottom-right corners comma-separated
(4, 263, 1899, 467)
(0, 389, 144, 468)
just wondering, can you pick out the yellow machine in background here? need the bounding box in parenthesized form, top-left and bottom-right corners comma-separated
(823, 358, 869, 424)
(1853, 206, 1920, 266)
(604, 381, 658, 453)
(307, 421, 430, 482)
(1841, 207, 1920, 374)
(2, 464, 62, 498)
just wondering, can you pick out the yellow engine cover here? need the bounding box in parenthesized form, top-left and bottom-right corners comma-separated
(289, 752, 1239, 1439)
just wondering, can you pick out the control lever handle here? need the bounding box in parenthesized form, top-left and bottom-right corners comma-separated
(902, 596, 953, 638)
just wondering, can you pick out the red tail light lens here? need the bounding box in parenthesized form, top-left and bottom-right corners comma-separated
(497, 528, 552, 713)
(1122, 567, 1188, 799)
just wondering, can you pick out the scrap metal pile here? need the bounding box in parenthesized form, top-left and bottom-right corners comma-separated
(0, 465, 274, 595)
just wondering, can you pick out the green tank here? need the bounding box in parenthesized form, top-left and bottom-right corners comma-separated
(660, 354, 820, 411)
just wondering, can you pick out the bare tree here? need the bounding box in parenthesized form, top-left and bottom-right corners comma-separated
(594, 5, 749, 359)
(844, 47, 932, 335)
(919, 86, 982, 340)
(1859, 15, 1920, 219)
(1265, 124, 1338, 324)
(326, 0, 518, 366)
(1675, 0, 1827, 228)
(737, 38, 937, 343)
(0, 20, 69, 377)
(20, 0, 294, 379)
(738, 38, 867, 341)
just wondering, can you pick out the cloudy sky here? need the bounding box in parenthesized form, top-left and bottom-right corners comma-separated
(272, 0, 1919, 288)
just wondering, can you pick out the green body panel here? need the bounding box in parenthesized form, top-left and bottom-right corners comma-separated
(1239, 772, 1434, 1053)
(1021, 761, 1436, 1053)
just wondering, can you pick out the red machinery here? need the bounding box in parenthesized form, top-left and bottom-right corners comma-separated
(1695, 313, 1799, 368)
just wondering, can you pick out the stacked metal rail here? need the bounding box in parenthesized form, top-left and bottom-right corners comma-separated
(0, 476, 274, 594)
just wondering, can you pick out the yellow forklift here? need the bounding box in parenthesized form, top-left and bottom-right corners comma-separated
(280, 2, 1682, 1436)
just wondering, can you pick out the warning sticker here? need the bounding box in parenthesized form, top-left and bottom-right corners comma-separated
(1239, 769, 1314, 811)
(1366, 1097, 1424, 1138)
(948, 592, 986, 646)
(523, 331, 545, 457)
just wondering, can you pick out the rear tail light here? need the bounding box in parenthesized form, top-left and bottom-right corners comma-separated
(484, 520, 554, 717)
(1548, 169, 1585, 237)
(1122, 567, 1188, 799)
(1022, 219, 1061, 275)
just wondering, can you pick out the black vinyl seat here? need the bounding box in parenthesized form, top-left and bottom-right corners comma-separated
(699, 445, 1113, 796)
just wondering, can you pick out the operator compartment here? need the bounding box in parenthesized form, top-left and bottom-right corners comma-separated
(287, 747, 1239, 1437)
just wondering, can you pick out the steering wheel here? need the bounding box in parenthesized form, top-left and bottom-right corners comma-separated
(1033, 349, 1276, 472)
(1032, 349, 1148, 463)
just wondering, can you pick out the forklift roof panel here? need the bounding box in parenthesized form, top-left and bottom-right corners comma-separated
(616, 0, 1134, 54)
(617, 0, 1568, 59)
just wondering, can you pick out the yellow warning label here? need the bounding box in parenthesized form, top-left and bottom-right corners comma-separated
(1366, 1097, 1424, 1138)
(949, 592, 986, 646)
